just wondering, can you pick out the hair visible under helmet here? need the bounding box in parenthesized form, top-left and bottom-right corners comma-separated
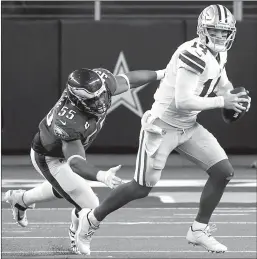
(197, 5, 237, 52)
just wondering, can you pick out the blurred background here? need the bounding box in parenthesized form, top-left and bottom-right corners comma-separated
(1, 1, 257, 155)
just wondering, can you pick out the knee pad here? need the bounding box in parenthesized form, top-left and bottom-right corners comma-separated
(208, 159, 234, 181)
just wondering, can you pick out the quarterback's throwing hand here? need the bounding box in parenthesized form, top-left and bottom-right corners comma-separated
(97, 165, 124, 189)
(223, 90, 249, 113)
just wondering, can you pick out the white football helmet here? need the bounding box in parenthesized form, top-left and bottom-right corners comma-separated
(197, 5, 236, 52)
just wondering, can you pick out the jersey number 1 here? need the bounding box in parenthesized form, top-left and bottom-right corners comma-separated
(200, 77, 221, 97)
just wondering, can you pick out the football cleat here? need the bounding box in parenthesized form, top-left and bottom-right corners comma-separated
(75, 208, 99, 255)
(69, 227, 81, 254)
(186, 224, 227, 253)
(4, 189, 35, 227)
(68, 208, 80, 254)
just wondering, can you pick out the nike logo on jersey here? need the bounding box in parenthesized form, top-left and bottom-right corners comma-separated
(59, 120, 66, 125)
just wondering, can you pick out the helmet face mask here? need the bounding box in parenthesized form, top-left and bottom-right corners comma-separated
(197, 5, 236, 52)
(66, 69, 111, 116)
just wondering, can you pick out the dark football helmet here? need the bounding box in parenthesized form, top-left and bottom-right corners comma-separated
(66, 68, 111, 116)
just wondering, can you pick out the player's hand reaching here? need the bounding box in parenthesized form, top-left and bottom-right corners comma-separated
(97, 165, 124, 189)
(223, 90, 250, 113)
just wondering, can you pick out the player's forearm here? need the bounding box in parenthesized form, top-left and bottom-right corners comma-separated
(125, 70, 164, 89)
(175, 95, 224, 111)
(68, 156, 104, 183)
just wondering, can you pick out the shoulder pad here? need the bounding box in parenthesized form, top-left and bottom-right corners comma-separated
(93, 68, 117, 95)
(178, 41, 207, 75)
(178, 49, 206, 75)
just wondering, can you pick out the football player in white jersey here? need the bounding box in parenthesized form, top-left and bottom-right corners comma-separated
(66, 5, 251, 254)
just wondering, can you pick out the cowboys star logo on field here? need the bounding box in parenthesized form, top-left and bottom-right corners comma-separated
(107, 51, 147, 117)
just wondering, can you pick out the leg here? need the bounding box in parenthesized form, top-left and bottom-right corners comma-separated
(3, 149, 63, 227)
(93, 128, 156, 222)
(195, 159, 234, 224)
(31, 150, 99, 210)
(22, 148, 64, 207)
(93, 118, 178, 222)
(4, 149, 99, 255)
(13, 149, 99, 210)
(31, 150, 100, 254)
(176, 124, 232, 252)
(77, 116, 179, 254)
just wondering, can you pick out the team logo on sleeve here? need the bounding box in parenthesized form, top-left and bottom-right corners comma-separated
(107, 51, 147, 117)
(53, 124, 69, 139)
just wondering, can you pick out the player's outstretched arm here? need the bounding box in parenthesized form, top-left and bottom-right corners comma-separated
(62, 140, 123, 189)
(113, 69, 165, 95)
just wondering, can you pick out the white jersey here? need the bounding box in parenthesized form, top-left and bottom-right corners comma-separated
(151, 38, 227, 128)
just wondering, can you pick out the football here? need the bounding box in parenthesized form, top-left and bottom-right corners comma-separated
(222, 87, 249, 124)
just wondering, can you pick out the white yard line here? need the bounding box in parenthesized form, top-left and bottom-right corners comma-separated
(2, 207, 256, 210)
(2, 235, 257, 239)
(2, 250, 257, 254)
(3, 221, 257, 225)
(2, 179, 256, 188)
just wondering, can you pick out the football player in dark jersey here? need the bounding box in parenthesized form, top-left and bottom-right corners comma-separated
(4, 67, 165, 255)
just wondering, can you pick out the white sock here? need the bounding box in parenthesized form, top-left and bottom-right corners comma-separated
(192, 220, 207, 230)
(88, 209, 100, 227)
(23, 181, 56, 206)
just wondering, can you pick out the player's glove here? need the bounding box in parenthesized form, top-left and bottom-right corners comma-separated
(96, 165, 124, 189)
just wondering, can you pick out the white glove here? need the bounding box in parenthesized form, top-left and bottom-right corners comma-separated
(96, 165, 123, 189)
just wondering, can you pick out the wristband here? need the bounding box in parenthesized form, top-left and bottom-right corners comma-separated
(155, 69, 166, 80)
(96, 170, 106, 183)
